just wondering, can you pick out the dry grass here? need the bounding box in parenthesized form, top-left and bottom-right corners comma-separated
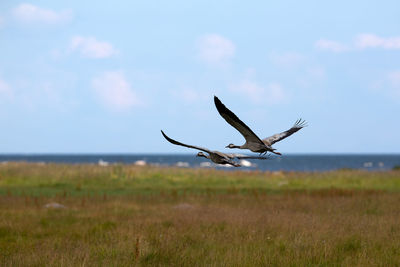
(1, 163, 400, 266)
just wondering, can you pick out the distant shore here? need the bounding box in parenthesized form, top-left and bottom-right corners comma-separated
(1, 154, 400, 171)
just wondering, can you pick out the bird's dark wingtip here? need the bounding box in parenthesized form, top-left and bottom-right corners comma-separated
(293, 118, 308, 128)
(213, 95, 224, 110)
(160, 130, 168, 138)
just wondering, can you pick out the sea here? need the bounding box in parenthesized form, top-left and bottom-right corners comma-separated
(0, 154, 399, 172)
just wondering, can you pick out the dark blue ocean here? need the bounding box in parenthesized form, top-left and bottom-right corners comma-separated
(0, 154, 399, 171)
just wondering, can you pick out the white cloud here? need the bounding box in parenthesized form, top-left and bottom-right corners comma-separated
(0, 78, 13, 98)
(315, 39, 348, 52)
(13, 3, 72, 24)
(316, 34, 400, 53)
(92, 71, 140, 111)
(197, 34, 235, 66)
(70, 36, 117, 59)
(231, 80, 288, 104)
(355, 34, 400, 50)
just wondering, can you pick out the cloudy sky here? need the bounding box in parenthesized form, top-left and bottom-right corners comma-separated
(1, 1, 399, 154)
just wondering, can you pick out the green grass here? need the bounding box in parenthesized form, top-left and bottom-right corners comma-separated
(1, 162, 400, 197)
(1, 162, 400, 266)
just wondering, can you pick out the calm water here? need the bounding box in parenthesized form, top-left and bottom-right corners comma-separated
(1, 154, 399, 171)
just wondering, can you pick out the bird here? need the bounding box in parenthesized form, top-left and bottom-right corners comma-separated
(161, 130, 268, 167)
(214, 96, 307, 155)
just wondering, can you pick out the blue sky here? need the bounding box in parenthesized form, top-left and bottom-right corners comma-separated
(1, 1, 400, 154)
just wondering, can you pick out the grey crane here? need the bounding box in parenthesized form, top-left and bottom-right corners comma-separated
(161, 130, 268, 167)
(214, 96, 307, 155)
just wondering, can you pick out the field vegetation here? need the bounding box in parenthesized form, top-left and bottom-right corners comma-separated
(1, 162, 400, 266)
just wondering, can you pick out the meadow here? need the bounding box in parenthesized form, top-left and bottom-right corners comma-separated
(1, 162, 400, 266)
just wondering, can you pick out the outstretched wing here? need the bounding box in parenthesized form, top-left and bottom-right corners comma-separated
(161, 130, 211, 154)
(263, 119, 307, 145)
(226, 153, 270, 160)
(214, 96, 264, 145)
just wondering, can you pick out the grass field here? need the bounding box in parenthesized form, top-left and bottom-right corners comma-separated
(1, 162, 400, 266)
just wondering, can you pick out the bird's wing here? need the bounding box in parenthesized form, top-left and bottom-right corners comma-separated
(214, 96, 264, 144)
(226, 153, 270, 160)
(262, 119, 307, 145)
(213, 151, 230, 159)
(161, 130, 211, 154)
